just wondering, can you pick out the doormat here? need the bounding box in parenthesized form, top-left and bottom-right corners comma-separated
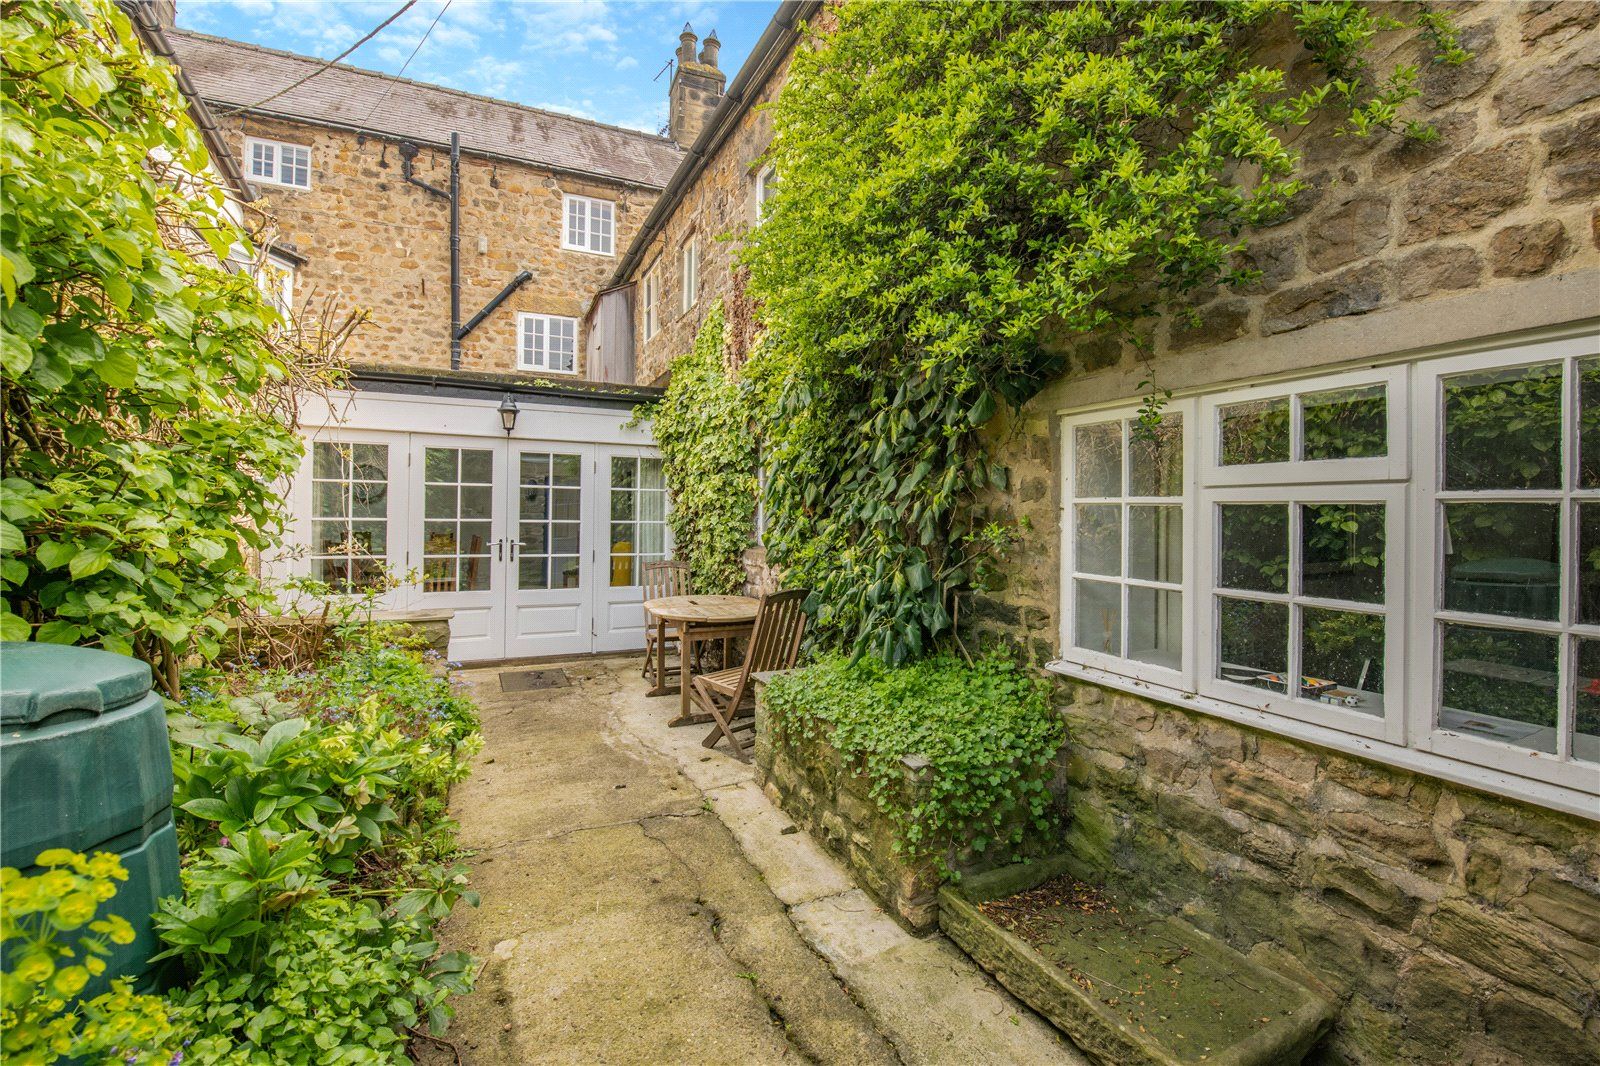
(499, 669, 571, 693)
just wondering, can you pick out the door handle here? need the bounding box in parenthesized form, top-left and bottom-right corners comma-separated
(510, 539, 518, 562)
(497, 539, 504, 561)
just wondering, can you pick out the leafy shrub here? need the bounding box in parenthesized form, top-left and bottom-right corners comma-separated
(763, 656, 1064, 873)
(0, 851, 185, 1065)
(636, 304, 758, 595)
(154, 628, 481, 1060)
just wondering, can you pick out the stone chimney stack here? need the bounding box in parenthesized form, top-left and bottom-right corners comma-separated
(668, 23, 726, 146)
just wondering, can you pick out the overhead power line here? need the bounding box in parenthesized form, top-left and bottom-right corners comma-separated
(354, 0, 453, 131)
(219, 0, 418, 115)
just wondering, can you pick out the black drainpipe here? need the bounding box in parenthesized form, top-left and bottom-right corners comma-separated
(399, 134, 463, 369)
(448, 133, 461, 370)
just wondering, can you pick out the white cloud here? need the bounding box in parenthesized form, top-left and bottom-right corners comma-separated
(615, 55, 638, 70)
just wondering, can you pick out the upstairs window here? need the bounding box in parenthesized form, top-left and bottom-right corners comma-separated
(755, 164, 778, 221)
(680, 238, 698, 314)
(641, 266, 660, 341)
(245, 137, 311, 189)
(517, 313, 577, 374)
(564, 195, 615, 255)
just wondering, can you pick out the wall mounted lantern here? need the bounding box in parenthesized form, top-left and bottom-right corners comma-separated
(498, 394, 519, 436)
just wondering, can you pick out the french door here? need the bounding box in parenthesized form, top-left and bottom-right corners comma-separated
(403, 437, 668, 660)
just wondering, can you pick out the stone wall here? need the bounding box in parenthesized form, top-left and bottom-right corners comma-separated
(957, 7, 1600, 1063)
(225, 115, 661, 377)
(1051, 682, 1600, 1065)
(753, 690, 944, 933)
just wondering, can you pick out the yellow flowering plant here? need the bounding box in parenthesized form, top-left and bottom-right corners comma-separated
(0, 850, 181, 1065)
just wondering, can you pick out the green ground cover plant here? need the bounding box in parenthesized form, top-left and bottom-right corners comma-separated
(636, 304, 758, 594)
(763, 655, 1064, 873)
(743, 0, 1464, 662)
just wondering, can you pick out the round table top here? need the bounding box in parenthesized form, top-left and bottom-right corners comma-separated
(643, 594, 759, 623)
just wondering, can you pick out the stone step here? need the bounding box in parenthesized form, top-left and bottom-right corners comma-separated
(940, 857, 1336, 1066)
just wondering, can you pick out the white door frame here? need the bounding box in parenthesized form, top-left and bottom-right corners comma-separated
(503, 442, 595, 659)
(407, 435, 507, 662)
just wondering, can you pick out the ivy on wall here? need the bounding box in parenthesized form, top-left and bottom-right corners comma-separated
(742, 0, 1463, 663)
(639, 304, 758, 595)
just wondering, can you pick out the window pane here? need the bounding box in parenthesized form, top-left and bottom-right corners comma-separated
(1439, 624, 1558, 754)
(461, 449, 492, 483)
(460, 556, 491, 592)
(611, 489, 635, 521)
(1302, 385, 1386, 460)
(610, 522, 633, 551)
(551, 523, 580, 554)
(422, 558, 456, 592)
(519, 556, 550, 591)
(1074, 505, 1121, 576)
(351, 481, 386, 518)
(423, 522, 457, 554)
(425, 448, 457, 483)
(1443, 362, 1562, 490)
(1129, 505, 1181, 582)
(612, 456, 636, 489)
(521, 488, 549, 521)
(425, 484, 457, 520)
(1217, 597, 1289, 692)
(351, 444, 387, 481)
(1219, 504, 1289, 592)
(311, 520, 349, 555)
(1220, 398, 1290, 465)
(459, 522, 492, 555)
(1577, 638, 1600, 764)
(1442, 503, 1560, 621)
(1582, 356, 1600, 489)
(640, 458, 665, 492)
(313, 442, 348, 479)
(639, 490, 666, 524)
(1128, 415, 1182, 497)
(1301, 504, 1385, 604)
(1073, 422, 1121, 498)
(313, 481, 348, 518)
(521, 453, 551, 486)
(1073, 579, 1121, 656)
(1300, 607, 1384, 716)
(1581, 502, 1600, 626)
(520, 523, 547, 554)
(348, 521, 385, 555)
(1128, 587, 1181, 670)
(555, 556, 581, 589)
(611, 554, 636, 588)
(461, 485, 492, 520)
(553, 453, 582, 486)
(551, 487, 581, 522)
(638, 521, 666, 556)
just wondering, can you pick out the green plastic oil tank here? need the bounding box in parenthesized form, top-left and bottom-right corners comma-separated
(1, 642, 180, 996)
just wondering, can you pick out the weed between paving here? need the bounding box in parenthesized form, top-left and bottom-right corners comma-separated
(978, 876, 1304, 1061)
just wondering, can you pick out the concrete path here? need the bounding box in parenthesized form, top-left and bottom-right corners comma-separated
(422, 655, 1084, 1066)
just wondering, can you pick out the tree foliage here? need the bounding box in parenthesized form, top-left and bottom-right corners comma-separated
(0, 0, 339, 688)
(743, 0, 1462, 662)
(642, 304, 758, 595)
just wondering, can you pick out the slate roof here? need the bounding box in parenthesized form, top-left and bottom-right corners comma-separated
(167, 31, 684, 189)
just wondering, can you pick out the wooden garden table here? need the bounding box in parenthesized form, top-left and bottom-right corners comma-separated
(641, 594, 759, 726)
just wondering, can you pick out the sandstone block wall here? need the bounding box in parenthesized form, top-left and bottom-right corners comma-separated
(1050, 682, 1600, 1065)
(226, 115, 662, 377)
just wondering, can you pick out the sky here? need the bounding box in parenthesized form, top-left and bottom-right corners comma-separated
(175, 0, 778, 134)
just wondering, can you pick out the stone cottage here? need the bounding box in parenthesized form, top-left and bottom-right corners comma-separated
(597, 2, 1600, 1062)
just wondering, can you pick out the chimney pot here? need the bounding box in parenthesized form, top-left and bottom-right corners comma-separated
(676, 23, 698, 65)
(698, 29, 720, 69)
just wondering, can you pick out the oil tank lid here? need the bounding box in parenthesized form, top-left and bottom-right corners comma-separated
(0, 643, 155, 726)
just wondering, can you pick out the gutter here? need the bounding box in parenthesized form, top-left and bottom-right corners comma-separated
(605, 0, 822, 290)
(350, 366, 663, 408)
(119, 1, 255, 203)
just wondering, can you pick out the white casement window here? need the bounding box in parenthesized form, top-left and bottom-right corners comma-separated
(755, 164, 778, 221)
(563, 194, 615, 255)
(517, 313, 578, 374)
(244, 137, 311, 189)
(641, 265, 660, 341)
(258, 253, 295, 320)
(309, 442, 388, 590)
(680, 238, 698, 315)
(1057, 330, 1600, 813)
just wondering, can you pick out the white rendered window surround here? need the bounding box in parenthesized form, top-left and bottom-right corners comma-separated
(641, 266, 659, 341)
(244, 137, 311, 189)
(755, 164, 778, 222)
(1054, 330, 1600, 812)
(563, 194, 615, 256)
(517, 313, 578, 374)
(680, 238, 698, 315)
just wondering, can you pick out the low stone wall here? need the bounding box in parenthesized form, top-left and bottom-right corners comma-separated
(753, 686, 942, 933)
(1057, 680, 1600, 1065)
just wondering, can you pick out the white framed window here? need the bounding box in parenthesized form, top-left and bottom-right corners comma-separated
(309, 441, 388, 590)
(680, 238, 698, 315)
(755, 164, 778, 221)
(1056, 331, 1600, 811)
(641, 265, 660, 341)
(517, 313, 578, 374)
(563, 194, 615, 256)
(258, 253, 295, 320)
(609, 455, 667, 587)
(244, 136, 311, 189)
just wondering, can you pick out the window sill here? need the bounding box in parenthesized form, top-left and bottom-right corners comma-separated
(560, 244, 615, 258)
(1044, 659, 1600, 822)
(515, 364, 579, 376)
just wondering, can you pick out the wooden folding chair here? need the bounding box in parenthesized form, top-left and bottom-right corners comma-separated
(641, 561, 691, 687)
(694, 589, 808, 760)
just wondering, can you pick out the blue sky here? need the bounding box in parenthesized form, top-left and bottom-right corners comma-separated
(176, 0, 778, 134)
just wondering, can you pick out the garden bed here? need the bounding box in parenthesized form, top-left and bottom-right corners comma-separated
(939, 857, 1334, 1066)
